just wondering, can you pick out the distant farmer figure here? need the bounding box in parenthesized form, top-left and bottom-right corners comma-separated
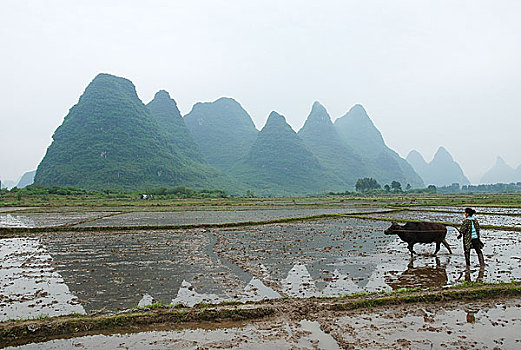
(458, 208, 485, 267)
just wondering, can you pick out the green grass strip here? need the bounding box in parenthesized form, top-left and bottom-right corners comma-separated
(331, 282, 521, 311)
(0, 307, 274, 347)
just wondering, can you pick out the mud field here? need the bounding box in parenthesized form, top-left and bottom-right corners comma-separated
(6, 297, 521, 349)
(1, 203, 521, 348)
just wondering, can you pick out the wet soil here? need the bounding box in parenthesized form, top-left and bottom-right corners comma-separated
(367, 210, 521, 228)
(75, 207, 387, 227)
(1, 215, 520, 321)
(1, 204, 520, 347)
(5, 296, 521, 349)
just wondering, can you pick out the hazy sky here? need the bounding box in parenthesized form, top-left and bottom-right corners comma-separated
(1, 0, 520, 184)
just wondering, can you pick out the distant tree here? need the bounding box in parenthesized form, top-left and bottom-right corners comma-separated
(355, 178, 381, 192)
(427, 185, 437, 193)
(391, 181, 402, 192)
(406, 183, 411, 191)
(384, 184, 390, 192)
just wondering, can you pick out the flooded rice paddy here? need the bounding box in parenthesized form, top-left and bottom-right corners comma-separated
(7, 298, 521, 349)
(1, 203, 521, 347)
(0, 207, 386, 229)
(369, 210, 521, 228)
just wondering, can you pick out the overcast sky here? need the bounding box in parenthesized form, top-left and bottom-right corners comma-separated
(1, 0, 520, 184)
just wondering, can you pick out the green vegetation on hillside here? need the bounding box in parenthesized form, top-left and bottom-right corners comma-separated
(334, 104, 424, 188)
(34, 74, 240, 193)
(298, 102, 367, 187)
(184, 97, 259, 170)
(231, 111, 345, 196)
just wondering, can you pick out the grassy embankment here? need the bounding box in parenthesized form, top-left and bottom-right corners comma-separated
(1, 281, 520, 347)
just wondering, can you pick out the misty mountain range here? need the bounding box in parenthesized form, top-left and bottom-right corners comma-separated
(481, 156, 521, 184)
(10, 73, 508, 195)
(406, 147, 470, 187)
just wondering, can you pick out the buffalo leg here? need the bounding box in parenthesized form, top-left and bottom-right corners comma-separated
(408, 242, 416, 255)
(434, 242, 440, 255)
(442, 239, 452, 254)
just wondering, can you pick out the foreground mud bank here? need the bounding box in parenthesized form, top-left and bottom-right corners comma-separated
(1, 282, 520, 348)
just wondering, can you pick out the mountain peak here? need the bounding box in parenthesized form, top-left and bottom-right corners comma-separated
(184, 97, 258, 170)
(264, 111, 291, 130)
(334, 104, 386, 155)
(407, 150, 427, 164)
(306, 101, 331, 123)
(311, 100, 326, 112)
(348, 104, 368, 117)
(153, 90, 171, 100)
(90, 73, 135, 90)
(481, 155, 517, 183)
(83, 73, 139, 103)
(147, 90, 180, 116)
(433, 146, 453, 161)
(214, 96, 239, 104)
(496, 156, 507, 165)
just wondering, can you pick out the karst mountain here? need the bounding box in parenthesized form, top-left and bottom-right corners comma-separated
(231, 111, 344, 195)
(35, 74, 235, 191)
(35, 73, 428, 195)
(184, 97, 259, 170)
(334, 105, 424, 188)
(298, 102, 366, 186)
(481, 156, 520, 184)
(407, 147, 470, 187)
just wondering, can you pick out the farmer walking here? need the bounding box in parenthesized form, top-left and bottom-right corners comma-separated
(458, 207, 485, 267)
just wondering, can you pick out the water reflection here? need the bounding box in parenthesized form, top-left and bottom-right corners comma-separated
(0, 214, 34, 228)
(386, 257, 448, 290)
(0, 238, 85, 321)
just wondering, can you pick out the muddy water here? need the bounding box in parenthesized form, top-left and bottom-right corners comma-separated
(420, 206, 521, 215)
(216, 219, 521, 296)
(7, 298, 521, 349)
(1, 211, 520, 321)
(6, 319, 342, 349)
(40, 230, 252, 312)
(368, 210, 521, 227)
(0, 238, 84, 321)
(0, 212, 113, 228)
(75, 207, 387, 227)
(332, 298, 521, 349)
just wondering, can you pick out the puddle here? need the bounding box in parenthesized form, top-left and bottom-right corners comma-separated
(0, 238, 85, 321)
(6, 319, 342, 349)
(171, 280, 225, 307)
(0, 207, 30, 213)
(0, 214, 35, 228)
(334, 298, 521, 349)
(281, 264, 319, 298)
(0, 212, 113, 228)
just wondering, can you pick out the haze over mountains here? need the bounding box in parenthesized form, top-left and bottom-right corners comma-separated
(334, 105, 423, 188)
(481, 156, 521, 184)
(27, 72, 480, 195)
(407, 147, 470, 187)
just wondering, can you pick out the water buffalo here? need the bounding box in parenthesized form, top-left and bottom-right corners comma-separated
(385, 221, 452, 256)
